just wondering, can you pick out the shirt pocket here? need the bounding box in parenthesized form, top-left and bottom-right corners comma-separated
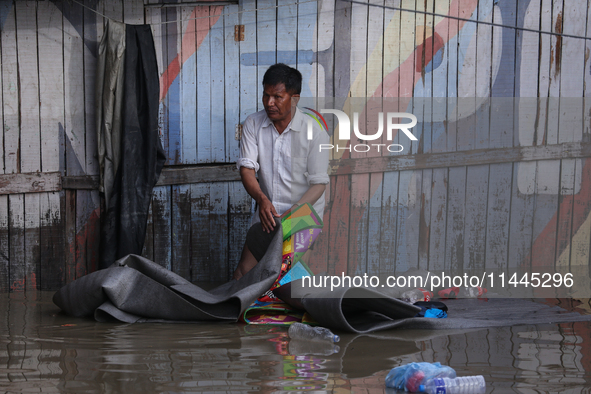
(291, 157, 308, 180)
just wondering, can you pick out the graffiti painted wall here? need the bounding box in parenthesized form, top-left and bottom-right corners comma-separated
(0, 0, 589, 291)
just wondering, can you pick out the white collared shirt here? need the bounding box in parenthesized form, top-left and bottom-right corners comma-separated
(237, 107, 330, 220)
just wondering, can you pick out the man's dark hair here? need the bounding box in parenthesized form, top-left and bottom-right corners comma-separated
(262, 63, 302, 94)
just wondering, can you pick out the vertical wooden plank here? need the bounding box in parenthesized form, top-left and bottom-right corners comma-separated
(418, 168, 431, 271)
(396, 170, 421, 272)
(147, 0, 166, 150)
(317, 0, 335, 99)
(38, 0, 65, 289)
(327, 175, 351, 275)
(191, 183, 210, 282)
(555, 159, 576, 269)
(445, 0, 459, 153)
(462, 1, 493, 274)
(427, 0, 450, 271)
(455, 4, 477, 153)
(416, 0, 436, 270)
(197, 6, 212, 163)
(297, 0, 318, 97)
(485, 162, 513, 272)
(228, 182, 251, 277)
(334, 0, 351, 100)
(152, 186, 172, 270)
(367, 173, 383, 276)
(84, 1, 102, 276)
(9, 195, 25, 291)
(490, 0, 517, 148)
(24, 194, 40, 291)
(349, 174, 369, 276)
(16, 1, 41, 291)
(532, 161, 560, 268)
(63, 0, 85, 178)
(347, 0, 368, 276)
(84, 1, 101, 179)
(350, 0, 368, 98)
(397, 0, 417, 155)
(354, 0, 384, 276)
(172, 184, 191, 280)
(0, 0, 9, 292)
(508, 159, 536, 272)
(62, 1, 87, 281)
(379, 171, 398, 275)
(85, 195, 100, 274)
(64, 190, 76, 283)
(224, 3, 240, 163)
(277, 0, 297, 66)
(142, 200, 155, 262)
(2, 2, 18, 175)
(240, 1, 257, 121)
(16, 1, 40, 174)
(485, 1, 516, 274)
(124, 0, 145, 25)
(510, 0, 539, 272)
(308, 179, 331, 275)
(445, 167, 466, 272)
(531, 0, 562, 269)
(181, 6, 197, 165)
(0, 195, 8, 292)
(557, 0, 587, 270)
(210, 182, 229, 282)
(164, 5, 180, 164)
(257, 0, 276, 103)
(570, 0, 591, 268)
(103, 0, 123, 22)
(428, 168, 447, 272)
(210, 6, 225, 164)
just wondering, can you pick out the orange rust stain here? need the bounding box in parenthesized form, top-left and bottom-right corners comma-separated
(554, 12, 563, 77)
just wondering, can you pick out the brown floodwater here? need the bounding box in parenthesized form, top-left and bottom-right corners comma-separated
(1, 292, 591, 393)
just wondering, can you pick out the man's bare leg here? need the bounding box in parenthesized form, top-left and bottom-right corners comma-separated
(232, 242, 258, 280)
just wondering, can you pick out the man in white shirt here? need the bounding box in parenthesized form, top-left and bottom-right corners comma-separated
(233, 64, 330, 280)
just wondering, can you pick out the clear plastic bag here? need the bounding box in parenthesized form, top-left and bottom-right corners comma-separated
(385, 362, 456, 392)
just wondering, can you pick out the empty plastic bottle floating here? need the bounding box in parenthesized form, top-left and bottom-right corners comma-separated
(288, 322, 340, 343)
(421, 376, 486, 394)
(401, 288, 434, 304)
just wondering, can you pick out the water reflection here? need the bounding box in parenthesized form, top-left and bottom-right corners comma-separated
(0, 292, 591, 392)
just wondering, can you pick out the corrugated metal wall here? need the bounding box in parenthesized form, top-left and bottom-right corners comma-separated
(0, 0, 590, 291)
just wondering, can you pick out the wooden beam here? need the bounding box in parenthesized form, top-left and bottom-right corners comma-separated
(156, 164, 241, 185)
(62, 175, 99, 190)
(0, 142, 587, 195)
(0, 173, 61, 195)
(330, 142, 591, 175)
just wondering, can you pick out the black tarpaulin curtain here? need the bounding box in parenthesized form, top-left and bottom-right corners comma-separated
(97, 20, 166, 270)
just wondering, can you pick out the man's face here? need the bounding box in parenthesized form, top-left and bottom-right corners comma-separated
(262, 83, 299, 123)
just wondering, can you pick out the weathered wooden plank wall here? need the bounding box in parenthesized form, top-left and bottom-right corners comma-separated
(0, 0, 590, 291)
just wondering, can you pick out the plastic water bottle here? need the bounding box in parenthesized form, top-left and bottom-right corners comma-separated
(420, 375, 486, 394)
(288, 322, 340, 343)
(401, 288, 433, 304)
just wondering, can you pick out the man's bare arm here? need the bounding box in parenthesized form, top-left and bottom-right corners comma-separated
(240, 167, 279, 232)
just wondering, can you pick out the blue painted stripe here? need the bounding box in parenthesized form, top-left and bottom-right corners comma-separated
(241, 50, 313, 66)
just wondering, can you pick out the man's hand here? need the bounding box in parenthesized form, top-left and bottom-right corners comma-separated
(240, 167, 280, 233)
(257, 196, 280, 233)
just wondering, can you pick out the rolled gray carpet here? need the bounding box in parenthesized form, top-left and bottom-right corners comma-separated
(53, 223, 591, 331)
